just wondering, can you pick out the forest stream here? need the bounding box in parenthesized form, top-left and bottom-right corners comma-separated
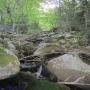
(0, 30, 90, 90)
(0, 0, 90, 90)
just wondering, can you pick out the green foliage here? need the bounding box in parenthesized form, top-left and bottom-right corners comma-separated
(75, 31, 88, 46)
(58, 0, 90, 32)
(0, 47, 17, 67)
(30, 80, 70, 90)
(39, 9, 59, 30)
(0, 0, 59, 32)
(0, 0, 90, 33)
(23, 0, 59, 30)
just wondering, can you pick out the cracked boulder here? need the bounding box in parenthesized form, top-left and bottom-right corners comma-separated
(47, 52, 90, 89)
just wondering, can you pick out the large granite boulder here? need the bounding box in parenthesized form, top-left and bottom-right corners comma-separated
(47, 52, 90, 88)
(0, 47, 20, 80)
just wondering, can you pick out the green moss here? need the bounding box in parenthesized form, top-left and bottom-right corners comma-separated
(0, 48, 6, 54)
(0, 48, 17, 67)
(18, 72, 71, 90)
(28, 80, 70, 90)
(0, 54, 16, 67)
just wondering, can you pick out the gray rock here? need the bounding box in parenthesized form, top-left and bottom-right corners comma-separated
(7, 41, 17, 54)
(47, 53, 90, 89)
(0, 48, 20, 80)
(34, 43, 65, 55)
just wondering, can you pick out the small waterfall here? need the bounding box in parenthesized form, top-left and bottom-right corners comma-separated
(36, 65, 43, 79)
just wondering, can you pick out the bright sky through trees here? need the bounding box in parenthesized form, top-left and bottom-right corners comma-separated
(39, 0, 59, 12)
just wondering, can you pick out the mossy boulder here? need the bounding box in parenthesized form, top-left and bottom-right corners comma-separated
(0, 47, 20, 80)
